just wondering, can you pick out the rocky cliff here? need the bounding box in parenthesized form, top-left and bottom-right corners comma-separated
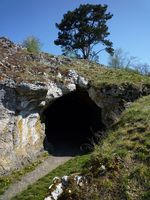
(0, 37, 150, 175)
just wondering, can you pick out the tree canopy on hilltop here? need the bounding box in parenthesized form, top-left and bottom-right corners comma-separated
(54, 4, 114, 61)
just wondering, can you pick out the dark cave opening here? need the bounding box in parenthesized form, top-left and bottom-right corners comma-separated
(43, 87, 105, 156)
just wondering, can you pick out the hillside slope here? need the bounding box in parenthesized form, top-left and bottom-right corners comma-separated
(0, 37, 150, 200)
(1, 37, 150, 176)
(60, 95, 150, 200)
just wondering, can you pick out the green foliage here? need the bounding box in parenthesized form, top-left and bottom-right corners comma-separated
(59, 60, 150, 87)
(54, 4, 114, 60)
(62, 47, 80, 58)
(22, 36, 42, 53)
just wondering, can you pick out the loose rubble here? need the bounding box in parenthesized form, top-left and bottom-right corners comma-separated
(44, 175, 87, 200)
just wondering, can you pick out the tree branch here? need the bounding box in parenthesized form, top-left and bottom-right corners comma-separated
(91, 48, 106, 59)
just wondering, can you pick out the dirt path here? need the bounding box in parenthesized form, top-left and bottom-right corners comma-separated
(0, 156, 72, 200)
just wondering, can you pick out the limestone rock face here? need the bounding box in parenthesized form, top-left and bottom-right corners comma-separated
(0, 38, 90, 175)
(0, 82, 44, 174)
(0, 37, 150, 175)
(0, 76, 88, 174)
(0, 78, 83, 175)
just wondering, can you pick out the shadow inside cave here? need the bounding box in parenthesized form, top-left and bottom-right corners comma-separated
(42, 87, 105, 157)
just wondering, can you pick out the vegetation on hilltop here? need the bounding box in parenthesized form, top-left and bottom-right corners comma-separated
(22, 36, 42, 53)
(54, 4, 114, 61)
(108, 48, 150, 76)
(59, 60, 150, 87)
(0, 37, 150, 88)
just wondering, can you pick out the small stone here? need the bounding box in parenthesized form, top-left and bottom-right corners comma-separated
(66, 83, 76, 91)
(68, 69, 78, 81)
(100, 165, 106, 170)
(57, 72, 62, 78)
(78, 76, 88, 87)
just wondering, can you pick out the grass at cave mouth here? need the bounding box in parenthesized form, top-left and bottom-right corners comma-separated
(12, 154, 90, 200)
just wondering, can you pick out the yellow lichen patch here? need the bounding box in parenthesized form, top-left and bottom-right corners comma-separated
(34, 119, 44, 149)
(0, 157, 11, 167)
(16, 116, 23, 146)
(15, 147, 27, 157)
(2, 126, 9, 134)
(35, 117, 43, 137)
(27, 120, 32, 142)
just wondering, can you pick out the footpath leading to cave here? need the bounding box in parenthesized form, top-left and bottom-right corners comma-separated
(0, 155, 72, 200)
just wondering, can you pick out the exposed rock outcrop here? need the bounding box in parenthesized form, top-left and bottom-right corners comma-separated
(0, 37, 150, 175)
(0, 68, 88, 175)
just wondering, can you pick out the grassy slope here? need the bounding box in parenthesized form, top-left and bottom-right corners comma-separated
(1, 46, 150, 87)
(12, 95, 150, 200)
(82, 95, 150, 200)
(59, 60, 150, 87)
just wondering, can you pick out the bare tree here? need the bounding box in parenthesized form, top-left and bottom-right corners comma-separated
(108, 48, 138, 69)
(135, 63, 150, 76)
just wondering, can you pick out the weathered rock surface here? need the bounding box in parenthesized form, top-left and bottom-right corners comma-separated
(0, 71, 87, 175)
(44, 174, 86, 200)
(0, 37, 150, 175)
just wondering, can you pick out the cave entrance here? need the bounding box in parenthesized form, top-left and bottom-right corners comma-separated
(43, 87, 105, 156)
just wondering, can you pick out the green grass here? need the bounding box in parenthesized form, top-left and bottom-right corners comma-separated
(0, 152, 49, 195)
(101, 95, 150, 163)
(82, 95, 150, 200)
(11, 154, 90, 200)
(59, 60, 150, 87)
(2, 45, 150, 87)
